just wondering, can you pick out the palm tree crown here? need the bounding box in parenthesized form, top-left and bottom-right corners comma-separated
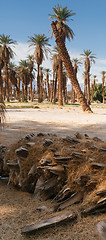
(49, 4, 76, 41)
(28, 34, 50, 63)
(0, 34, 16, 62)
(81, 49, 96, 71)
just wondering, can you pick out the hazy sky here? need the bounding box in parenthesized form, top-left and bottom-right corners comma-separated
(0, 0, 106, 84)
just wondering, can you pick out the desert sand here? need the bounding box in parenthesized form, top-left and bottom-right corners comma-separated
(0, 104, 106, 146)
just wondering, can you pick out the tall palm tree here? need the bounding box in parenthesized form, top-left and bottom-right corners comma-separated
(18, 60, 30, 102)
(8, 62, 19, 100)
(82, 71, 87, 99)
(72, 58, 81, 103)
(27, 55, 35, 102)
(45, 68, 51, 101)
(0, 34, 16, 101)
(51, 21, 92, 112)
(101, 71, 106, 104)
(0, 47, 4, 97)
(51, 46, 59, 103)
(49, 4, 75, 106)
(91, 75, 97, 102)
(28, 34, 50, 103)
(81, 49, 96, 105)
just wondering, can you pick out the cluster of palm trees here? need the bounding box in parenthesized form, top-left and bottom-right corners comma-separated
(0, 4, 105, 110)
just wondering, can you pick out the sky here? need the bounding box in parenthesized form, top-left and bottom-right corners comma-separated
(0, 0, 106, 86)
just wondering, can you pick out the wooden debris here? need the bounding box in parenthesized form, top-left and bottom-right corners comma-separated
(81, 198, 106, 216)
(21, 212, 77, 234)
(43, 139, 53, 147)
(26, 142, 35, 147)
(63, 136, 80, 144)
(36, 177, 58, 191)
(75, 132, 83, 139)
(90, 162, 105, 170)
(96, 190, 106, 197)
(54, 156, 72, 164)
(99, 148, 106, 152)
(71, 151, 83, 159)
(15, 147, 29, 158)
(57, 191, 84, 211)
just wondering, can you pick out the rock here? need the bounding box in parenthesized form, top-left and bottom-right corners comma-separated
(15, 147, 29, 158)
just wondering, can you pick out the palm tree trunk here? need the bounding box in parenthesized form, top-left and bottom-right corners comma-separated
(37, 64, 41, 103)
(53, 68, 58, 104)
(87, 72, 90, 105)
(5, 63, 9, 102)
(91, 83, 94, 103)
(51, 21, 92, 112)
(84, 78, 87, 99)
(18, 79, 21, 102)
(30, 78, 33, 102)
(102, 77, 105, 104)
(0, 69, 3, 96)
(46, 73, 50, 102)
(58, 57, 63, 106)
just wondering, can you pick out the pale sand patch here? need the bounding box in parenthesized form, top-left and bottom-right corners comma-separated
(0, 105, 106, 145)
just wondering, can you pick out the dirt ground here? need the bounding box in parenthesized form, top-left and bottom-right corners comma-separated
(0, 104, 106, 240)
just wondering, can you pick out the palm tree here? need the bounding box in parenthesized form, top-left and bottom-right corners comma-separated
(8, 62, 19, 100)
(27, 55, 35, 101)
(51, 21, 92, 112)
(72, 58, 81, 103)
(82, 71, 87, 99)
(91, 75, 97, 102)
(28, 34, 50, 103)
(0, 47, 4, 97)
(0, 34, 16, 101)
(101, 71, 106, 104)
(18, 60, 30, 102)
(51, 46, 59, 103)
(49, 4, 75, 106)
(39, 67, 44, 102)
(45, 68, 51, 101)
(81, 49, 96, 105)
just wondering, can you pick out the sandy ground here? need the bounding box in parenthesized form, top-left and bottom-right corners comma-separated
(0, 104, 106, 240)
(0, 104, 106, 146)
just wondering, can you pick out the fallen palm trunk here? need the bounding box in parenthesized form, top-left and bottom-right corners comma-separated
(21, 212, 77, 234)
(51, 21, 92, 113)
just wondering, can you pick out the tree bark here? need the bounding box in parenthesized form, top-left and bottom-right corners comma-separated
(58, 57, 63, 106)
(51, 21, 92, 112)
(37, 64, 41, 103)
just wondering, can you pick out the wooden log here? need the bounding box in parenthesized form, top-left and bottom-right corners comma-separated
(21, 212, 77, 234)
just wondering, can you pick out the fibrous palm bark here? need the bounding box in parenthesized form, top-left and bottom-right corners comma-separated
(51, 21, 92, 112)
